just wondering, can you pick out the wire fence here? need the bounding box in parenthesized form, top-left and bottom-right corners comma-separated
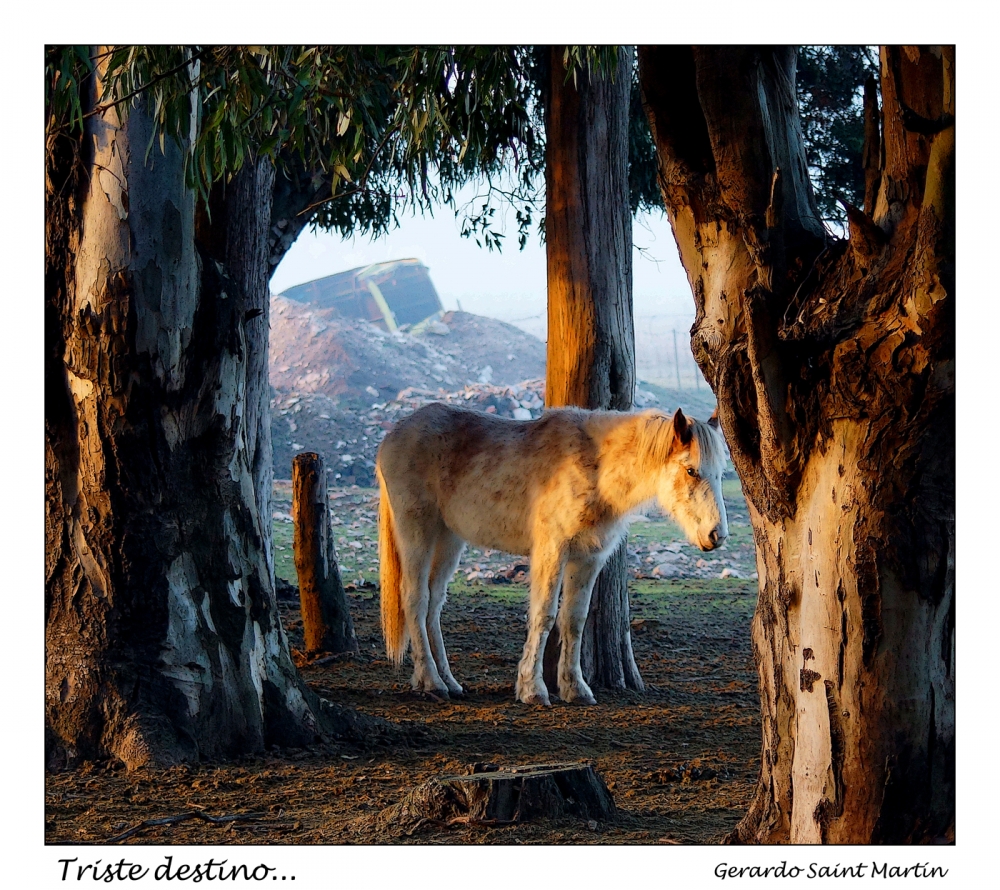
(634, 315, 705, 389)
(502, 311, 705, 389)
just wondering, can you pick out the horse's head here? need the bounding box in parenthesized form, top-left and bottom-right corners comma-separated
(655, 409, 729, 552)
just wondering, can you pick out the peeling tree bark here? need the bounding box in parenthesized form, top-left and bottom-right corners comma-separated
(542, 46, 642, 694)
(44, 57, 345, 769)
(639, 45, 954, 843)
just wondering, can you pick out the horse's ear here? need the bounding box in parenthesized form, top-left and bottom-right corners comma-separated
(672, 408, 692, 446)
(708, 408, 720, 430)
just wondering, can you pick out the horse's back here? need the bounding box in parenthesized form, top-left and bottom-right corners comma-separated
(376, 403, 596, 553)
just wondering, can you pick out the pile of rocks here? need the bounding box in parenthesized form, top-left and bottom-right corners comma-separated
(269, 293, 673, 485)
(270, 296, 546, 403)
(271, 378, 549, 487)
(270, 294, 558, 483)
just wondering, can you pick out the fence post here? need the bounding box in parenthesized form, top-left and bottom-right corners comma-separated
(672, 329, 682, 389)
(292, 452, 359, 655)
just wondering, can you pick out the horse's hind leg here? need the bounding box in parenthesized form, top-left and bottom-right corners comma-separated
(427, 529, 466, 696)
(397, 519, 450, 697)
(556, 556, 602, 705)
(516, 541, 565, 706)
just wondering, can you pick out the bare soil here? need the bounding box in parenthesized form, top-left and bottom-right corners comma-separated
(45, 483, 761, 846)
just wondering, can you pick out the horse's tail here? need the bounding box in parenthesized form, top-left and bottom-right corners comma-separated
(377, 462, 407, 667)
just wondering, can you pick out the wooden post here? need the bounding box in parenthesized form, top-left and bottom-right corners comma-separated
(292, 452, 358, 655)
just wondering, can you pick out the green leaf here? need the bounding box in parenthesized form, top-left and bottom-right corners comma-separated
(336, 108, 352, 136)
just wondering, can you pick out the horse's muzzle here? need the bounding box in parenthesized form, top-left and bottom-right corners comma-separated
(700, 528, 727, 551)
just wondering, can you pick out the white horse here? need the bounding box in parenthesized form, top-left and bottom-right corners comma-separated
(376, 403, 728, 706)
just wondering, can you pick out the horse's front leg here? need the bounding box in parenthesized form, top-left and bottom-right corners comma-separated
(556, 556, 604, 705)
(516, 544, 566, 706)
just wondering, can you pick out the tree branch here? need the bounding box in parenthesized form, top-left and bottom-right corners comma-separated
(84, 48, 207, 122)
(106, 810, 272, 844)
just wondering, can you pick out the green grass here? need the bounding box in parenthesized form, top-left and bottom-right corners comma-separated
(272, 520, 296, 582)
(272, 477, 758, 592)
(631, 578, 757, 617)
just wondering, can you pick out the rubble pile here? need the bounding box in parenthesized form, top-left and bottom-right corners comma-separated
(271, 379, 549, 486)
(268, 293, 671, 485)
(270, 294, 554, 483)
(270, 296, 545, 403)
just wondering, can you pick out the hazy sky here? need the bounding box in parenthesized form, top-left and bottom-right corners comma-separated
(271, 182, 697, 340)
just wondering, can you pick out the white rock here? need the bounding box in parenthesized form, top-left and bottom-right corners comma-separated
(512, 408, 532, 420)
(652, 563, 682, 578)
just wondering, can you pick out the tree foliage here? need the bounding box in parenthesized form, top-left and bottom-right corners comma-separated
(46, 45, 878, 251)
(45, 46, 546, 249)
(45, 45, 651, 254)
(796, 45, 880, 227)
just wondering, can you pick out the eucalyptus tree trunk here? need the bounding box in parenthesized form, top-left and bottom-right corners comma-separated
(639, 45, 954, 843)
(44, 62, 336, 769)
(543, 45, 642, 693)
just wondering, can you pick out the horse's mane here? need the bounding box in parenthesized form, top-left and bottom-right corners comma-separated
(634, 410, 727, 472)
(690, 417, 728, 473)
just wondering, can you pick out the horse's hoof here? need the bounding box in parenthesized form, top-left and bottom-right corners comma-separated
(410, 672, 450, 698)
(517, 690, 552, 706)
(559, 681, 597, 705)
(444, 679, 464, 696)
(413, 681, 450, 699)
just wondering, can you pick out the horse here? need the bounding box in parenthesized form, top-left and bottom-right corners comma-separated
(376, 402, 728, 706)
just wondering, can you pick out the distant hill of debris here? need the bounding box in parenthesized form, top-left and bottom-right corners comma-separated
(268, 294, 715, 487)
(269, 297, 550, 484)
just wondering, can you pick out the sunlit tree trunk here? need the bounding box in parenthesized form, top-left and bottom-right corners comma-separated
(543, 45, 642, 693)
(44, 58, 338, 769)
(639, 45, 954, 842)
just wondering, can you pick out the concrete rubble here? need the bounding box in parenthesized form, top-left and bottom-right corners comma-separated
(269, 293, 676, 486)
(269, 294, 571, 485)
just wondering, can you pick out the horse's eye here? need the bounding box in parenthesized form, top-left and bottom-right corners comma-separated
(687, 468, 697, 478)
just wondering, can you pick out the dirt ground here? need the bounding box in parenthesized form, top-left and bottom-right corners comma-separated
(45, 481, 761, 846)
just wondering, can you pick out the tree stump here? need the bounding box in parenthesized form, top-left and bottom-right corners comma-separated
(291, 453, 358, 655)
(368, 762, 616, 834)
